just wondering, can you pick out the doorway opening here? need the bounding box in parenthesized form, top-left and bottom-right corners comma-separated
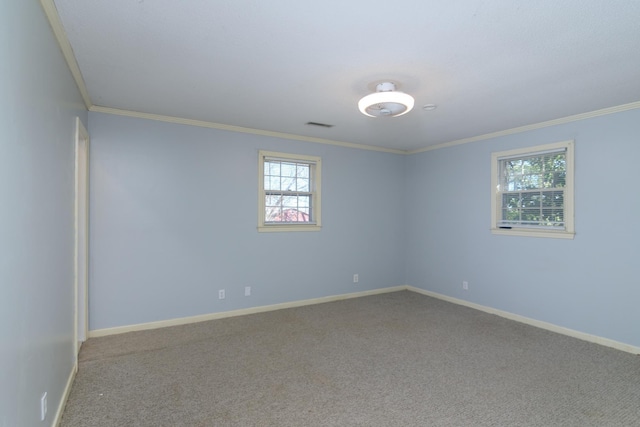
(74, 117, 90, 364)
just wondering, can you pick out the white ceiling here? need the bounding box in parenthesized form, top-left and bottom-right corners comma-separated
(52, 0, 640, 152)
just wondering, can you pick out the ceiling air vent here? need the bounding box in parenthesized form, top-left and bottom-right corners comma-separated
(306, 122, 334, 128)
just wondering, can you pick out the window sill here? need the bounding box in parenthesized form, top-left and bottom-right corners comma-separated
(491, 228, 575, 239)
(258, 224, 322, 233)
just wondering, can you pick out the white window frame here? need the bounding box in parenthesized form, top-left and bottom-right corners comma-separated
(491, 140, 575, 239)
(258, 150, 322, 232)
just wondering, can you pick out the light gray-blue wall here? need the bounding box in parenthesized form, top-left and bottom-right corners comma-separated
(89, 108, 640, 349)
(88, 112, 406, 330)
(0, 2, 87, 426)
(4, 4, 639, 425)
(405, 108, 640, 348)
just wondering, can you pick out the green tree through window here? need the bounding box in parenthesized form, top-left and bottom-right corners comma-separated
(491, 140, 574, 239)
(501, 152, 566, 227)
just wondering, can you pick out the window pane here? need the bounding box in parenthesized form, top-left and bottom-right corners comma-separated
(502, 208, 516, 222)
(554, 171, 566, 187)
(282, 196, 297, 208)
(260, 152, 320, 229)
(521, 193, 540, 208)
(297, 178, 309, 192)
(541, 191, 563, 207)
(265, 195, 281, 206)
(265, 206, 281, 222)
(542, 208, 563, 222)
(264, 193, 312, 223)
(502, 153, 567, 190)
(498, 148, 567, 229)
(297, 164, 309, 178)
(503, 194, 520, 209)
(280, 209, 309, 222)
(266, 177, 280, 191)
(302, 209, 310, 221)
(521, 209, 541, 223)
(280, 177, 294, 191)
(281, 162, 297, 177)
(268, 162, 280, 176)
(267, 208, 310, 223)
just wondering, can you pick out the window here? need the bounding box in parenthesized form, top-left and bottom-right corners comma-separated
(258, 150, 321, 232)
(491, 140, 574, 239)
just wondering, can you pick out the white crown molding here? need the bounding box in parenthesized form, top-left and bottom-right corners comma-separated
(91, 100, 640, 156)
(89, 106, 407, 154)
(40, 0, 92, 109)
(40, 0, 640, 155)
(408, 101, 640, 154)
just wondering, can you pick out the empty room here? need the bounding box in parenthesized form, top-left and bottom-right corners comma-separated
(2, 1, 640, 426)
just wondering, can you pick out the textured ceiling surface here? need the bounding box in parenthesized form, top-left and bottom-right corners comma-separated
(53, 0, 640, 151)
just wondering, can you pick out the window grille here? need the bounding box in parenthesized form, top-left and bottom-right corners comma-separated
(491, 141, 574, 238)
(258, 151, 321, 232)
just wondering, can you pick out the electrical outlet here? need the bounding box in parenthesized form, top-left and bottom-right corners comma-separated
(244, 286, 251, 296)
(218, 289, 225, 299)
(353, 274, 359, 283)
(40, 392, 47, 421)
(462, 281, 469, 290)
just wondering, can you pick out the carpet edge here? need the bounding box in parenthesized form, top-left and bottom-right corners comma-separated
(53, 360, 77, 427)
(408, 286, 640, 355)
(89, 286, 408, 338)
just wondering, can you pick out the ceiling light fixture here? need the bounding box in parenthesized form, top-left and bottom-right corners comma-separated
(358, 82, 415, 118)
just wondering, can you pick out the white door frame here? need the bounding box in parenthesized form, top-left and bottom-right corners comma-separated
(74, 117, 90, 364)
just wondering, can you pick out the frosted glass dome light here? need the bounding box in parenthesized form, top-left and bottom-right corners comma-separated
(358, 82, 414, 117)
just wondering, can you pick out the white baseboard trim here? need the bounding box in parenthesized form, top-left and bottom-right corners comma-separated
(89, 286, 407, 338)
(53, 361, 77, 427)
(88, 285, 640, 355)
(407, 286, 640, 355)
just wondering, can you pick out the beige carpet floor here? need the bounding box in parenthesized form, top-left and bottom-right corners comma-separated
(60, 291, 640, 426)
